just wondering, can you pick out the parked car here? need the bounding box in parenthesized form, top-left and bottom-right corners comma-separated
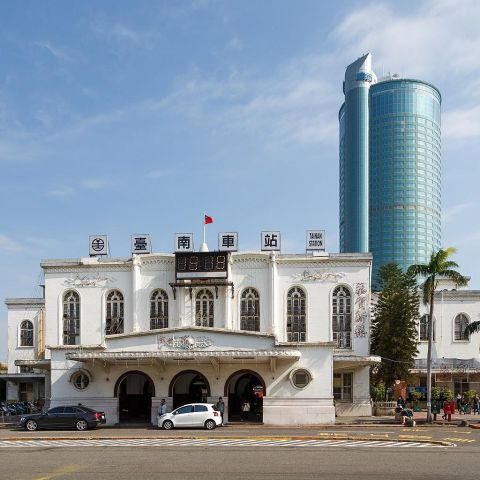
(19, 405, 106, 431)
(158, 403, 221, 430)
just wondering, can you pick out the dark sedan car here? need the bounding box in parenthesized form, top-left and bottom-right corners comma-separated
(19, 405, 106, 431)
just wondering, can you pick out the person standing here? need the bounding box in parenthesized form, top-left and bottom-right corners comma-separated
(158, 398, 167, 416)
(473, 394, 480, 415)
(215, 397, 225, 425)
(241, 399, 250, 422)
(456, 393, 462, 413)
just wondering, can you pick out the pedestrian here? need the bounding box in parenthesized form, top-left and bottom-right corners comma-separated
(396, 396, 405, 409)
(158, 398, 167, 416)
(460, 394, 467, 414)
(456, 392, 462, 413)
(473, 394, 480, 415)
(241, 399, 250, 422)
(215, 396, 225, 425)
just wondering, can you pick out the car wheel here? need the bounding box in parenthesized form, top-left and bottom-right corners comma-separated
(25, 419, 38, 432)
(75, 419, 88, 431)
(205, 419, 216, 430)
(162, 420, 174, 430)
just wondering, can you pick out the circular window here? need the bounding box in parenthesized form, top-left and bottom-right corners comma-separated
(291, 369, 311, 389)
(72, 372, 90, 390)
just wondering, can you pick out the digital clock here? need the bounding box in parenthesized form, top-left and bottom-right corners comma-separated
(175, 252, 229, 279)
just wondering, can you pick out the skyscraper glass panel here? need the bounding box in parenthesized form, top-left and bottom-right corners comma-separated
(369, 79, 441, 283)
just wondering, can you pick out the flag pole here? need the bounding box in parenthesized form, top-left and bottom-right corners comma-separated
(203, 210, 206, 244)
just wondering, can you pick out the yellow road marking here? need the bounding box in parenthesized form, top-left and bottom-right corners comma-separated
(34, 464, 83, 480)
(399, 435, 432, 440)
(443, 437, 475, 443)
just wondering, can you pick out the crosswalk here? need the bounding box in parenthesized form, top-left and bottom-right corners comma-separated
(0, 438, 448, 449)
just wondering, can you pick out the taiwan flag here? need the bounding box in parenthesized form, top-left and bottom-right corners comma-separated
(204, 214, 213, 224)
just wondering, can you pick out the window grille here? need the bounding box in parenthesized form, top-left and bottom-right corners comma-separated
(63, 290, 80, 345)
(454, 313, 469, 341)
(150, 289, 169, 329)
(240, 288, 260, 332)
(20, 320, 34, 347)
(333, 372, 353, 402)
(332, 286, 351, 348)
(286, 287, 306, 342)
(195, 289, 214, 327)
(419, 314, 435, 341)
(106, 290, 124, 335)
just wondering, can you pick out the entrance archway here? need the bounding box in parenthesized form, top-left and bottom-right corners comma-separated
(225, 370, 265, 423)
(114, 371, 155, 423)
(169, 370, 210, 409)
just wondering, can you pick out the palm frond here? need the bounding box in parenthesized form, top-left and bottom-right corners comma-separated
(465, 321, 480, 335)
(440, 270, 469, 287)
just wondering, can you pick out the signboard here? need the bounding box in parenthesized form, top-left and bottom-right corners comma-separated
(218, 232, 238, 252)
(89, 235, 108, 256)
(175, 252, 228, 279)
(306, 230, 325, 251)
(175, 233, 194, 252)
(356, 72, 373, 82)
(261, 231, 281, 251)
(131, 234, 152, 254)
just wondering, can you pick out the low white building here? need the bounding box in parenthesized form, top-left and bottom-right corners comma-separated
(411, 279, 480, 396)
(4, 250, 378, 425)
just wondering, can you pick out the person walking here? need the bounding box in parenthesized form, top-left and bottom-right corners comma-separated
(158, 398, 167, 416)
(456, 393, 462, 413)
(241, 399, 250, 422)
(215, 397, 225, 425)
(473, 394, 480, 415)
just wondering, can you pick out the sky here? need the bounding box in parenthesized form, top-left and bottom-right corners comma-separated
(1, 0, 480, 361)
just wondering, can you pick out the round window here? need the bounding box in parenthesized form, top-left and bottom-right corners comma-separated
(73, 372, 90, 390)
(292, 369, 311, 389)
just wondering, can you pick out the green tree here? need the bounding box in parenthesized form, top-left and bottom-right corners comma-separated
(407, 247, 468, 422)
(371, 263, 420, 396)
(465, 319, 480, 336)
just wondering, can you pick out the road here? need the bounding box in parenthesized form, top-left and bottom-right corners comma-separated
(0, 425, 478, 479)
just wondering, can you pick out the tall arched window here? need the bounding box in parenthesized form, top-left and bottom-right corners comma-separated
(332, 286, 351, 349)
(195, 289, 214, 327)
(286, 287, 306, 342)
(151, 289, 168, 329)
(63, 290, 80, 345)
(419, 314, 436, 341)
(240, 288, 260, 331)
(454, 313, 469, 341)
(106, 290, 124, 335)
(20, 320, 34, 347)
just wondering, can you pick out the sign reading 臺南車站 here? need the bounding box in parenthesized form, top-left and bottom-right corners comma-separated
(261, 231, 281, 251)
(131, 234, 151, 254)
(218, 232, 238, 252)
(175, 233, 194, 252)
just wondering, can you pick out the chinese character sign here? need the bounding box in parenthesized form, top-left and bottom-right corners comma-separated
(175, 233, 194, 252)
(305, 230, 325, 251)
(89, 235, 108, 256)
(261, 231, 281, 251)
(218, 232, 238, 252)
(131, 234, 151, 254)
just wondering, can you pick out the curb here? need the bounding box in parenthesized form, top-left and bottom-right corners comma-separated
(0, 435, 454, 447)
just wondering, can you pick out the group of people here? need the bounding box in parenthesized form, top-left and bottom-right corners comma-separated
(455, 392, 480, 415)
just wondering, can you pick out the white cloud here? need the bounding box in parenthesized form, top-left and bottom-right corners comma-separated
(442, 203, 473, 223)
(443, 105, 480, 141)
(46, 186, 75, 197)
(32, 41, 78, 63)
(0, 234, 23, 253)
(81, 178, 113, 190)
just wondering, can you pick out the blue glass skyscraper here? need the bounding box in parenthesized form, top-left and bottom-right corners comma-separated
(339, 53, 376, 253)
(339, 54, 442, 283)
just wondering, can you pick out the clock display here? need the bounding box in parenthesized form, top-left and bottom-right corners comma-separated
(175, 252, 229, 279)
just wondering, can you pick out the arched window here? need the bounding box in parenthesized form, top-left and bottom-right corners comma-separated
(195, 289, 214, 327)
(454, 313, 469, 341)
(240, 288, 260, 331)
(150, 289, 168, 329)
(332, 286, 351, 349)
(286, 287, 306, 342)
(20, 320, 33, 347)
(419, 314, 436, 341)
(63, 290, 80, 345)
(106, 290, 124, 335)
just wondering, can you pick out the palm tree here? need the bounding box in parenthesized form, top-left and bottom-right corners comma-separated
(465, 320, 480, 335)
(407, 247, 468, 422)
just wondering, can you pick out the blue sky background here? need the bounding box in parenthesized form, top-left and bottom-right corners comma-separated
(1, 0, 480, 360)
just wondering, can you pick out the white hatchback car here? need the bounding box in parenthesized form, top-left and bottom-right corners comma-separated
(158, 403, 222, 430)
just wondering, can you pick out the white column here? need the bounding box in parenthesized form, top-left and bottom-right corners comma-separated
(269, 252, 277, 337)
(132, 255, 141, 332)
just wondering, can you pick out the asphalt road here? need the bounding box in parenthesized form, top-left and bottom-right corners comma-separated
(1, 443, 479, 480)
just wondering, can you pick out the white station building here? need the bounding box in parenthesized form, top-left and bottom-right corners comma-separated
(4, 239, 379, 425)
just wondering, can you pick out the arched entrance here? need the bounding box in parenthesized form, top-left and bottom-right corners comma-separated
(169, 370, 210, 409)
(225, 370, 265, 423)
(114, 371, 155, 423)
